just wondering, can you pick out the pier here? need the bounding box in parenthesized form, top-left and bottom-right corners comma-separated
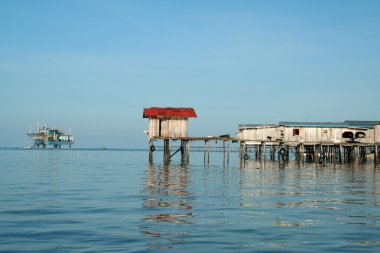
(148, 136, 239, 164)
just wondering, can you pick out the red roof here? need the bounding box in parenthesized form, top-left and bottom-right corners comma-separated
(143, 107, 197, 118)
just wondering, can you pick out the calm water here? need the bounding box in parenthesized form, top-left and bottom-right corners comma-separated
(0, 149, 380, 252)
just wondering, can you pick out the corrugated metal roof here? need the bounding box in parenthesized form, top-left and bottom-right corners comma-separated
(344, 120, 380, 127)
(143, 107, 197, 118)
(280, 121, 349, 128)
(239, 124, 278, 129)
(239, 120, 380, 129)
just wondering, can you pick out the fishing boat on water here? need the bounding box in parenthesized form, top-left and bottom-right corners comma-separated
(27, 123, 74, 149)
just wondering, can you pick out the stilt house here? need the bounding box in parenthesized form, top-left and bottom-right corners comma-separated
(143, 107, 197, 140)
(237, 120, 380, 144)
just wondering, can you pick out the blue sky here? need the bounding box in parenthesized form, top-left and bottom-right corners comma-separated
(1, 0, 379, 148)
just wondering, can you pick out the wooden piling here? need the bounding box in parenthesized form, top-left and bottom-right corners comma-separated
(207, 140, 210, 164)
(149, 139, 154, 164)
(227, 141, 230, 164)
(181, 140, 190, 164)
(164, 139, 170, 164)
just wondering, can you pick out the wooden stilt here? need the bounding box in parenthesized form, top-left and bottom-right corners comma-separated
(263, 143, 266, 160)
(204, 140, 207, 163)
(164, 139, 170, 164)
(223, 141, 226, 163)
(207, 140, 210, 164)
(227, 141, 230, 164)
(149, 139, 154, 164)
(181, 140, 189, 164)
(313, 145, 317, 162)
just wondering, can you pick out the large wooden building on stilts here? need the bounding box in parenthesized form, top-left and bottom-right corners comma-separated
(237, 120, 380, 163)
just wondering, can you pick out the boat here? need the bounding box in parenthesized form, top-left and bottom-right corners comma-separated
(27, 123, 74, 149)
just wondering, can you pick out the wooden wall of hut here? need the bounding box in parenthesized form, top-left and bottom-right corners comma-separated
(149, 118, 188, 139)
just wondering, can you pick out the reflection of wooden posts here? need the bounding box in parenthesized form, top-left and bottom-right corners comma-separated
(375, 145, 378, 163)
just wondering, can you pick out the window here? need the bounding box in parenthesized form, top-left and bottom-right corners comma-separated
(342, 131, 354, 138)
(355, 132, 366, 138)
(293, 129, 300, 136)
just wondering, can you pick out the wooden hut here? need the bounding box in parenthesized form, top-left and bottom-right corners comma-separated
(143, 107, 197, 140)
(143, 107, 197, 164)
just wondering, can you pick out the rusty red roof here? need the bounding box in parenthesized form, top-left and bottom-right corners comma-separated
(143, 107, 197, 118)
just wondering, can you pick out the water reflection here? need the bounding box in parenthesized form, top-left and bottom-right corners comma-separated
(238, 160, 380, 229)
(141, 163, 194, 242)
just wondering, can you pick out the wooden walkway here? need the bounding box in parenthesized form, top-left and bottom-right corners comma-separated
(148, 136, 380, 164)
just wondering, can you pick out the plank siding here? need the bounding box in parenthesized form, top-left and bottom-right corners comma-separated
(238, 125, 376, 144)
(375, 124, 380, 143)
(149, 118, 188, 139)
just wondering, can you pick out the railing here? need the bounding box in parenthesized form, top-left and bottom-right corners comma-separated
(154, 145, 239, 153)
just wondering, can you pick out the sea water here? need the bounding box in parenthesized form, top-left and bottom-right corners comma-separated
(0, 149, 379, 252)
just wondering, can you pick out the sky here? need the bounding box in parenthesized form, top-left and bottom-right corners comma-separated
(1, 0, 379, 148)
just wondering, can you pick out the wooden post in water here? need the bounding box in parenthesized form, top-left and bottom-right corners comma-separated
(164, 139, 170, 164)
(285, 145, 290, 161)
(239, 141, 244, 160)
(149, 139, 154, 164)
(263, 143, 266, 160)
(181, 140, 189, 164)
(257, 144, 262, 160)
(313, 145, 318, 162)
(333, 145, 337, 163)
(204, 140, 207, 163)
(297, 145, 301, 161)
(223, 141, 226, 163)
(227, 141, 230, 164)
(207, 140, 211, 164)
